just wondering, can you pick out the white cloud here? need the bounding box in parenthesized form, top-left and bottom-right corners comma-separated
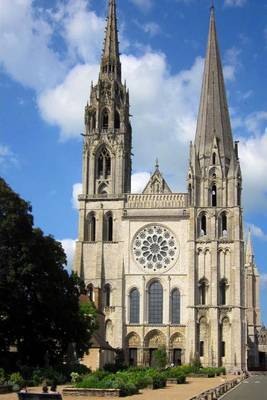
(54, 0, 105, 64)
(247, 224, 267, 241)
(131, 172, 151, 193)
(72, 182, 83, 210)
(224, 0, 247, 7)
(130, 0, 152, 11)
(60, 238, 76, 273)
(261, 274, 267, 287)
(143, 22, 161, 37)
(0, 144, 18, 170)
(239, 127, 267, 211)
(0, 0, 66, 91)
(38, 64, 99, 139)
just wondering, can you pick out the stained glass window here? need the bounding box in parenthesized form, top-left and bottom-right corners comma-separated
(148, 281, 163, 324)
(171, 289, 181, 324)
(130, 289, 140, 324)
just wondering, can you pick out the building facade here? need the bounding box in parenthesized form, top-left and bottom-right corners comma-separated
(74, 0, 262, 371)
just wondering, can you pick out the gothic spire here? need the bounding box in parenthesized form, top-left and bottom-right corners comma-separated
(195, 5, 233, 167)
(100, 0, 121, 81)
(246, 228, 254, 264)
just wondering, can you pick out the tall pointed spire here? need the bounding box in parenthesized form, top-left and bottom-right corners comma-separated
(195, 5, 233, 167)
(100, 0, 121, 81)
(246, 228, 254, 264)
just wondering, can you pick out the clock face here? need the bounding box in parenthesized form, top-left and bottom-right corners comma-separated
(132, 225, 179, 273)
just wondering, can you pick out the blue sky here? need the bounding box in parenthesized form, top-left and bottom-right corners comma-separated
(0, 0, 267, 321)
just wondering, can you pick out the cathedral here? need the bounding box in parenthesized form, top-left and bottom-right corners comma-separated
(74, 0, 264, 371)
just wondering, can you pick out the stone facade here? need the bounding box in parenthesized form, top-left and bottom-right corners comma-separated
(74, 1, 263, 371)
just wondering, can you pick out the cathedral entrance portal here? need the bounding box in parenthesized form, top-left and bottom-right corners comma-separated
(127, 333, 141, 366)
(170, 333, 185, 366)
(144, 330, 166, 367)
(173, 349, 182, 366)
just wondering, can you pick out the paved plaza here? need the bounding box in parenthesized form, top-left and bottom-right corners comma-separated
(0, 376, 235, 400)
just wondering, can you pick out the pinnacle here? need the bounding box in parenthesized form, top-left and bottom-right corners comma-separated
(194, 5, 234, 168)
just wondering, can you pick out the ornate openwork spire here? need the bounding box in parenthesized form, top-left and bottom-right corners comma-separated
(195, 5, 233, 166)
(100, 0, 121, 81)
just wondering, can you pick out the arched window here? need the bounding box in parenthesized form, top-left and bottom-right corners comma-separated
(97, 148, 111, 179)
(87, 284, 94, 302)
(91, 111, 96, 130)
(221, 212, 227, 237)
(171, 289, 181, 324)
(115, 111, 120, 129)
(104, 284, 111, 307)
(200, 214, 207, 236)
(211, 185, 217, 207)
(104, 212, 113, 242)
(102, 109, 109, 129)
(220, 279, 227, 306)
(87, 213, 96, 242)
(148, 281, 163, 324)
(130, 288, 140, 324)
(237, 183, 241, 206)
(212, 153, 216, 165)
(199, 279, 208, 305)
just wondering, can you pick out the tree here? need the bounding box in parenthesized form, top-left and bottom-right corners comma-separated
(0, 178, 96, 366)
(153, 346, 168, 370)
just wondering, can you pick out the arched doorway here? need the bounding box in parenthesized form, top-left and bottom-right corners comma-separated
(144, 330, 166, 367)
(126, 332, 141, 367)
(170, 333, 185, 366)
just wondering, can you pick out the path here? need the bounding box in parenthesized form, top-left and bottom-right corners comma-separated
(221, 375, 267, 400)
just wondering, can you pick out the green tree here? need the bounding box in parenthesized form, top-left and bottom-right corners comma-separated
(153, 346, 168, 370)
(0, 178, 96, 366)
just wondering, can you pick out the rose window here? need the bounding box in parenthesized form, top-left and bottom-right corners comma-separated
(133, 225, 178, 272)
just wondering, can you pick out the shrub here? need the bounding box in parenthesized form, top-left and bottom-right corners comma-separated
(0, 368, 6, 385)
(145, 369, 166, 389)
(216, 367, 226, 376)
(70, 372, 81, 384)
(9, 372, 24, 388)
(176, 374, 186, 384)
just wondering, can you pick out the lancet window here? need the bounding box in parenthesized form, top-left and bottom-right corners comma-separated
(129, 288, 140, 324)
(148, 281, 163, 324)
(97, 148, 111, 179)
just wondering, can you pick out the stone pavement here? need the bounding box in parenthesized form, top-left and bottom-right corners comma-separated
(0, 376, 234, 400)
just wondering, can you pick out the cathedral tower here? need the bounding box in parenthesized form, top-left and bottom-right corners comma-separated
(187, 5, 246, 370)
(82, 0, 132, 197)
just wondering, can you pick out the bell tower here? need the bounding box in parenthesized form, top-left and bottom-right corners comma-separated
(82, 0, 132, 197)
(186, 5, 246, 371)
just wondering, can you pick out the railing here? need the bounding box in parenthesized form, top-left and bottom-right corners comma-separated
(126, 193, 188, 209)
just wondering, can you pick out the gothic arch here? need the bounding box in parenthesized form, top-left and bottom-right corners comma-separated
(129, 287, 140, 324)
(85, 212, 96, 241)
(127, 332, 141, 348)
(104, 283, 111, 307)
(147, 280, 163, 324)
(218, 210, 229, 238)
(144, 329, 166, 348)
(96, 146, 111, 180)
(170, 288, 181, 324)
(90, 109, 96, 130)
(102, 108, 109, 129)
(115, 110, 121, 129)
(103, 211, 113, 242)
(198, 211, 207, 237)
(169, 333, 185, 348)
